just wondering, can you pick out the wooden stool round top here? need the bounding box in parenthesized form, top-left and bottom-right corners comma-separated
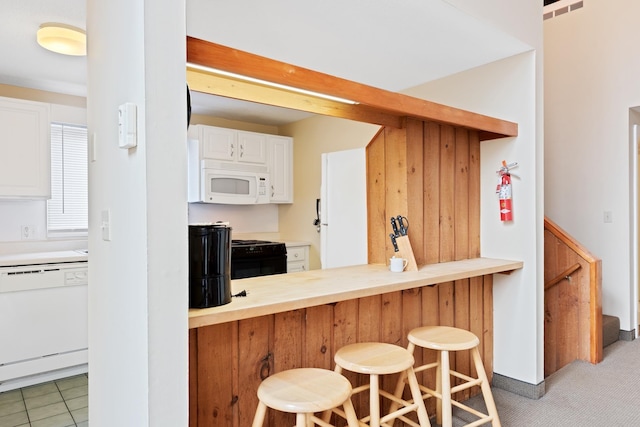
(334, 342, 415, 375)
(257, 368, 353, 414)
(408, 325, 479, 351)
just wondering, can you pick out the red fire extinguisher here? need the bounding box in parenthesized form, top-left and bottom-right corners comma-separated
(496, 160, 517, 222)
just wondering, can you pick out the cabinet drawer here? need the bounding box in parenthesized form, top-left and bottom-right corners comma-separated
(287, 246, 307, 261)
(287, 261, 307, 273)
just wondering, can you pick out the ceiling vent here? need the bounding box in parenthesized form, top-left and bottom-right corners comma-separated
(544, 0, 584, 21)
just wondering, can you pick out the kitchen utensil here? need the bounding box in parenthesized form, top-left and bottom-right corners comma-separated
(389, 233, 399, 252)
(397, 215, 409, 235)
(391, 217, 400, 236)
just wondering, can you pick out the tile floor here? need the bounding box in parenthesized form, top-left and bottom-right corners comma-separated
(0, 374, 88, 427)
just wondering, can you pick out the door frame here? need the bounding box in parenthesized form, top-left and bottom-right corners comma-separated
(629, 114, 640, 337)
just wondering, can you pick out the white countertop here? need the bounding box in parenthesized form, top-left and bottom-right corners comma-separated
(283, 240, 311, 247)
(0, 250, 88, 267)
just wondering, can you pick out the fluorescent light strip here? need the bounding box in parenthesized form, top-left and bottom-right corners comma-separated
(187, 62, 359, 105)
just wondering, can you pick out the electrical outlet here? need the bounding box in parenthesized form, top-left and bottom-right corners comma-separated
(21, 224, 36, 240)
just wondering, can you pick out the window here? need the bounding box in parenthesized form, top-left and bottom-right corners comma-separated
(47, 123, 88, 236)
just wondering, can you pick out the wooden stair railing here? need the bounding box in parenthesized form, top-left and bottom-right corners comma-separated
(545, 263, 581, 290)
(544, 217, 602, 377)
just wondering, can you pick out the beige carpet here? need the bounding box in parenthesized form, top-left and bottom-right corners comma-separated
(452, 338, 640, 426)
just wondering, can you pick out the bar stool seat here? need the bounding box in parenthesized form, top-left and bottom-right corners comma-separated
(252, 367, 360, 427)
(329, 342, 431, 427)
(395, 326, 501, 427)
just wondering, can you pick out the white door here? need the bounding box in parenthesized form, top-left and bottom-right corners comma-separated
(320, 148, 367, 269)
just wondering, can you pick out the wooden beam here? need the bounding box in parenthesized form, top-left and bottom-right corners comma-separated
(186, 36, 518, 139)
(186, 69, 402, 128)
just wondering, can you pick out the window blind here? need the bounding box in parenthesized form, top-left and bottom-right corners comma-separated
(47, 123, 88, 234)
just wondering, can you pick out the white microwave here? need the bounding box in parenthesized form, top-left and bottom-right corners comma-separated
(189, 160, 271, 204)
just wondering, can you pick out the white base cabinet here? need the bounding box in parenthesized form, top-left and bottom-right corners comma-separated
(0, 97, 50, 199)
(286, 242, 310, 273)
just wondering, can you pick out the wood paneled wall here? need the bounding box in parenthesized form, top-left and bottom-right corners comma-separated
(189, 118, 493, 426)
(189, 278, 494, 427)
(367, 118, 481, 266)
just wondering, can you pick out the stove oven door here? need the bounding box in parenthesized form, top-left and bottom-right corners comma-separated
(231, 254, 287, 279)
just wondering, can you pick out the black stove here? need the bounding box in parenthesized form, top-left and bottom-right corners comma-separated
(230, 240, 287, 279)
(231, 240, 287, 258)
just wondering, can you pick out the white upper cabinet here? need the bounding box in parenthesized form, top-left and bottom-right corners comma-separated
(188, 124, 293, 204)
(0, 97, 50, 199)
(267, 135, 293, 204)
(190, 125, 267, 165)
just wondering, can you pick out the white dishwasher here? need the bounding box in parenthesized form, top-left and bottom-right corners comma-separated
(0, 260, 88, 392)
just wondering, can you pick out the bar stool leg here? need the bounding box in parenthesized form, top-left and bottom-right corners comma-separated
(440, 350, 452, 427)
(406, 366, 432, 427)
(251, 401, 268, 427)
(434, 351, 442, 425)
(472, 347, 501, 427)
(389, 342, 414, 414)
(343, 396, 360, 427)
(370, 374, 381, 427)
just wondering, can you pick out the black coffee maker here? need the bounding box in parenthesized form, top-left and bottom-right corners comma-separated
(189, 224, 232, 308)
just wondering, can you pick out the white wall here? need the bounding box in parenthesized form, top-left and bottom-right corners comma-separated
(86, 0, 187, 426)
(188, 203, 279, 233)
(545, 1, 640, 330)
(407, 51, 542, 385)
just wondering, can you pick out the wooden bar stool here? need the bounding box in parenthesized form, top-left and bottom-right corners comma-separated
(328, 342, 431, 427)
(393, 326, 501, 427)
(251, 367, 360, 427)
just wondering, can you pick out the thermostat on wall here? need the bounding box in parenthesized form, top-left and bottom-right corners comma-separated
(118, 102, 137, 149)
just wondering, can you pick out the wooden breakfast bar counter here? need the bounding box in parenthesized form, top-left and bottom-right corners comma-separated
(189, 258, 523, 328)
(188, 258, 522, 427)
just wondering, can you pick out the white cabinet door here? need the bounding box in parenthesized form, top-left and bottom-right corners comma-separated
(199, 126, 236, 161)
(0, 97, 50, 199)
(237, 131, 267, 164)
(268, 135, 293, 203)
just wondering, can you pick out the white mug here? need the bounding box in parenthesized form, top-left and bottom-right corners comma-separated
(389, 256, 408, 272)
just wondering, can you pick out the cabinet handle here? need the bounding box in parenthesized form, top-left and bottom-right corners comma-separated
(239, 143, 244, 158)
(230, 143, 234, 157)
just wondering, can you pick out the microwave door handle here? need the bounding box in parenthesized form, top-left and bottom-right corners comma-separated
(255, 176, 260, 203)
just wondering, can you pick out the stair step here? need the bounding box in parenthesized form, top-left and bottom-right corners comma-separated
(602, 314, 619, 348)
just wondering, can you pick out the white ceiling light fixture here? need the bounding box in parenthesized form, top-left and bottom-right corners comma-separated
(37, 23, 86, 56)
(187, 62, 358, 105)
